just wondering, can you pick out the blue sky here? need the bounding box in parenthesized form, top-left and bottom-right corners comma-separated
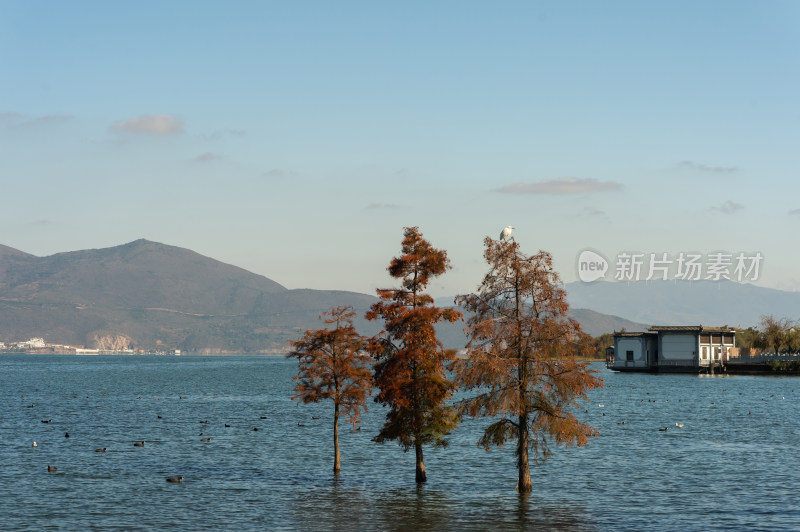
(2, 1, 799, 297)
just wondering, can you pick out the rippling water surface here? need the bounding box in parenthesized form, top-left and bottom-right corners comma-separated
(2, 355, 800, 530)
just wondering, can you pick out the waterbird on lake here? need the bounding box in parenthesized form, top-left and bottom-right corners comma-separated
(260, 416, 267, 419)
(675, 423, 684, 428)
(41, 419, 52, 423)
(200, 438, 211, 442)
(658, 427, 668, 432)
(133, 441, 145, 447)
(95, 448, 107, 452)
(47, 466, 57, 472)
(225, 424, 231, 428)
(166, 476, 184, 483)
(500, 225, 514, 240)
(64, 432, 70, 438)
(32, 441, 37, 447)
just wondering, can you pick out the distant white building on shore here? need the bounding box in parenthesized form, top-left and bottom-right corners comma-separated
(19, 338, 47, 349)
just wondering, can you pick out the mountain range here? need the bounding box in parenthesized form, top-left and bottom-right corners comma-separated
(564, 280, 800, 329)
(0, 240, 376, 353)
(3, 240, 793, 353)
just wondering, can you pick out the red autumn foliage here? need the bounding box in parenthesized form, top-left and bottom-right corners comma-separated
(456, 236, 603, 493)
(287, 306, 372, 475)
(366, 227, 462, 483)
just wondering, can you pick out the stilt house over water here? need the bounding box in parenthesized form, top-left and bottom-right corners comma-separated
(611, 326, 737, 373)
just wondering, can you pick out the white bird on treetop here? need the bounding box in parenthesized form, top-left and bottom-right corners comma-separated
(500, 226, 514, 240)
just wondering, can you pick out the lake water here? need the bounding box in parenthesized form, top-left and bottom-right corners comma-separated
(2, 355, 799, 531)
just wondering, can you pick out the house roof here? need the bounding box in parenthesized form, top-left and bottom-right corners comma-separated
(647, 325, 738, 333)
(614, 325, 739, 337)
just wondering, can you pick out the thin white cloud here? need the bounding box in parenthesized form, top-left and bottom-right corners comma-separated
(12, 114, 73, 128)
(679, 161, 738, 174)
(194, 152, 223, 162)
(789, 208, 800, 216)
(710, 200, 744, 214)
(111, 114, 184, 135)
(365, 203, 401, 210)
(567, 206, 608, 220)
(263, 169, 299, 179)
(497, 177, 623, 195)
(583, 206, 606, 216)
(202, 128, 247, 140)
(34, 115, 72, 124)
(0, 111, 23, 121)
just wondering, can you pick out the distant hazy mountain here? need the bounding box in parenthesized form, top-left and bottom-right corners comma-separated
(565, 280, 800, 328)
(566, 308, 649, 336)
(0, 239, 377, 353)
(0, 244, 34, 259)
(8, 240, 766, 354)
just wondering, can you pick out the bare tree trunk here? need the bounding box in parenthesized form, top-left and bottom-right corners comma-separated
(333, 402, 341, 475)
(415, 440, 427, 483)
(412, 347, 426, 484)
(515, 272, 532, 493)
(517, 413, 532, 493)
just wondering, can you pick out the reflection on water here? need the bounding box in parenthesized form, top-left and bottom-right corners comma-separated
(2, 355, 800, 530)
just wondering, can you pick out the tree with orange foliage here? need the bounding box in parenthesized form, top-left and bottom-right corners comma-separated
(288, 306, 372, 475)
(366, 227, 462, 483)
(456, 236, 602, 493)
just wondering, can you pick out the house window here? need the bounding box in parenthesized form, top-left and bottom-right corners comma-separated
(626, 350, 634, 361)
(723, 334, 734, 345)
(711, 334, 721, 344)
(700, 334, 710, 344)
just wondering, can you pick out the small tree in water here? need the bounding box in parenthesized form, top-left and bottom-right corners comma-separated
(366, 227, 462, 483)
(456, 236, 603, 493)
(287, 306, 372, 475)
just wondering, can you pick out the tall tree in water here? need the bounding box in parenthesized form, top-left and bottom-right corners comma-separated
(287, 306, 372, 475)
(366, 227, 462, 483)
(456, 236, 602, 493)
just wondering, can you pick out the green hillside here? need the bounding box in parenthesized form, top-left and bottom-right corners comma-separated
(0, 240, 376, 353)
(1, 240, 656, 354)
